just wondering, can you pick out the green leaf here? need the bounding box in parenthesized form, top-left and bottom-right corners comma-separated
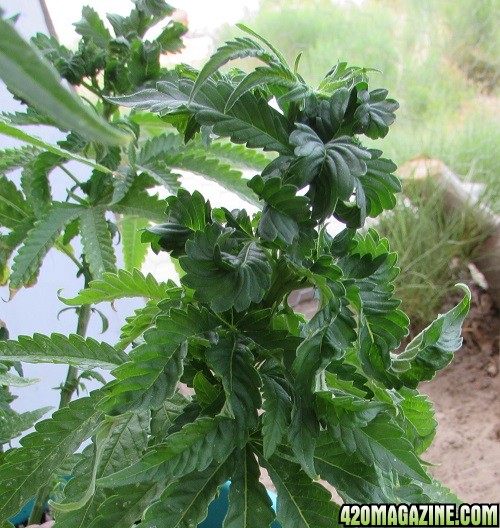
(141, 458, 234, 528)
(0, 145, 38, 173)
(155, 20, 186, 53)
(190, 37, 277, 101)
(290, 123, 371, 219)
(353, 88, 399, 139)
(9, 203, 83, 289)
(0, 218, 33, 285)
(54, 413, 150, 527)
(73, 6, 112, 49)
(0, 333, 128, 369)
(180, 224, 272, 312)
(206, 335, 261, 446)
(393, 284, 471, 388)
(0, 122, 115, 173)
(224, 446, 275, 528)
(79, 207, 117, 279)
(0, 392, 102, 520)
(111, 75, 292, 154)
(262, 451, 340, 528)
(396, 388, 437, 455)
(261, 373, 292, 459)
(61, 268, 176, 305)
(120, 216, 150, 272)
(99, 417, 237, 486)
(338, 413, 429, 482)
(248, 176, 310, 244)
(21, 152, 60, 218)
(0, 20, 129, 145)
(314, 433, 397, 503)
(0, 406, 52, 444)
(0, 176, 30, 229)
(100, 306, 215, 414)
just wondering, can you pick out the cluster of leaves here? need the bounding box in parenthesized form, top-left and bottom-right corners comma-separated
(0, 24, 471, 527)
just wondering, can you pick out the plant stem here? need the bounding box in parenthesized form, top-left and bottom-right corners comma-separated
(28, 278, 92, 524)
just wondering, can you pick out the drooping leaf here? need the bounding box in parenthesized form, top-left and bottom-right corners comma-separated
(116, 300, 162, 350)
(0, 371, 39, 387)
(393, 284, 471, 388)
(0, 20, 129, 145)
(180, 224, 272, 312)
(141, 458, 234, 528)
(224, 446, 276, 528)
(79, 207, 117, 279)
(61, 268, 177, 305)
(0, 392, 102, 520)
(0, 333, 127, 369)
(9, 203, 83, 289)
(262, 450, 340, 528)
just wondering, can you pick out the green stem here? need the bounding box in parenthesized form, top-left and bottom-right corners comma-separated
(59, 164, 82, 186)
(28, 275, 92, 524)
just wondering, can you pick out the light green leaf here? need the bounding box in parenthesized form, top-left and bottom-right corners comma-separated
(0, 176, 30, 229)
(141, 458, 234, 528)
(205, 140, 269, 171)
(224, 446, 275, 528)
(9, 203, 83, 289)
(61, 268, 176, 305)
(79, 207, 117, 279)
(110, 189, 166, 223)
(73, 6, 112, 49)
(0, 406, 52, 444)
(0, 20, 129, 145)
(0, 145, 38, 173)
(0, 122, 115, 172)
(120, 216, 150, 272)
(0, 372, 38, 387)
(0, 333, 127, 370)
(393, 284, 471, 388)
(0, 392, 102, 520)
(116, 300, 162, 350)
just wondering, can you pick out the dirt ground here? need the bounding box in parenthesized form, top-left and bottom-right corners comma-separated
(421, 280, 500, 503)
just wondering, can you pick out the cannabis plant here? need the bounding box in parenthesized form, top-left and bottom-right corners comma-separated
(0, 22, 470, 528)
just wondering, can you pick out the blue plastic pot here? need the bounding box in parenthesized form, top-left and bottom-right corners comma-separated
(10, 482, 281, 527)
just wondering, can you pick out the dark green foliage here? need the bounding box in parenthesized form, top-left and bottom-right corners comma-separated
(0, 18, 470, 528)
